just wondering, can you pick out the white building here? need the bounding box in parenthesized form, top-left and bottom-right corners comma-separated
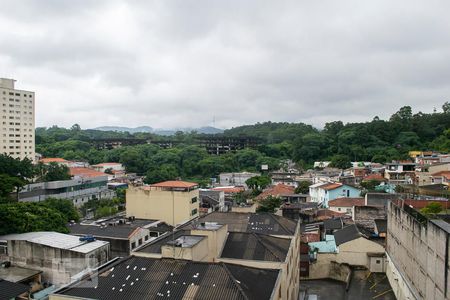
(219, 172, 260, 188)
(91, 162, 125, 173)
(0, 78, 35, 161)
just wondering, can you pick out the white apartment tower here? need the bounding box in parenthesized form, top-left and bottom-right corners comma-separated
(0, 78, 35, 161)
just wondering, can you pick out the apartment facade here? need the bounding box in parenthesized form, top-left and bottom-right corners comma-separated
(0, 78, 35, 161)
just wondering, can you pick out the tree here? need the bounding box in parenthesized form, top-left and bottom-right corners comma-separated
(420, 202, 443, 216)
(0, 202, 69, 235)
(0, 174, 24, 203)
(443, 102, 450, 114)
(0, 155, 34, 200)
(360, 180, 381, 192)
(144, 165, 178, 184)
(371, 154, 388, 163)
(257, 195, 282, 213)
(245, 176, 271, 191)
(70, 124, 81, 132)
(329, 154, 352, 169)
(41, 198, 80, 222)
(40, 162, 71, 182)
(295, 181, 311, 194)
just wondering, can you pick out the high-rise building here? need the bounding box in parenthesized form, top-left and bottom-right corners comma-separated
(0, 78, 35, 161)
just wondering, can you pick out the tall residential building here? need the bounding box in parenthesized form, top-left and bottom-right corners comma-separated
(0, 78, 35, 161)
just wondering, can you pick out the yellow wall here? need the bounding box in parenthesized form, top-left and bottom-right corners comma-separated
(126, 187, 199, 226)
(191, 224, 228, 262)
(336, 237, 384, 268)
(231, 204, 257, 213)
(161, 237, 209, 262)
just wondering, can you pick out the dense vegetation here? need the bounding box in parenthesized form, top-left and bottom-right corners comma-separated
(0, 198, 79, 235)
(35, 104, 450, 182)
(0, 155, 70, 203)
(225, 104, 450, 166)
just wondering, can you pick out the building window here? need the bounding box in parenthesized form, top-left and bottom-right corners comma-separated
(191, 197, 197, 204)
(150, 231, 159, 237)
(138, 238, 143, 246)
(191, 208, 198, 216)
(145, 235, 149, 241)
(131, 242, 136, 249)
(376, 260, 381, 264)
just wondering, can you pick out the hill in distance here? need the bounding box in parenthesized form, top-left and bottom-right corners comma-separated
(93, 126, 224, 135)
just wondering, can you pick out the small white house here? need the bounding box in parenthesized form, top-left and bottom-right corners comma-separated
(309, 182, 361, 208)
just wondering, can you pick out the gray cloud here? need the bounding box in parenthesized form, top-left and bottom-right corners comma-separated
(1, 0, 449, 130)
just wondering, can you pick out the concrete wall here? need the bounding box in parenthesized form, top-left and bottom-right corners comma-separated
(353, 206, 386, 230)
(429, 163, 450, 174)
(7, 240, 109, 286)
(387, 202, 450, 300)
(126, 187, 199, 226)
(231, 204, 257, 213)
(336, 237, 385, 268)
(191, 224, 228, 262)
(306, 253, 352, 283)
(161, 237, 209, 262)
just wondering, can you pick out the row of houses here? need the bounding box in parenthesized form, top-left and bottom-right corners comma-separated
(1, 180, 303, 299)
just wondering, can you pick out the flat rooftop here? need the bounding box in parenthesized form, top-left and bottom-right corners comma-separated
(0, 232, 108, 253)
(69, 217, 172, 239)
(0, 266, 42, 283)
(181, 212, 297, 235)
(136, 230, 190, 254)
(192, 222, 224, 231)
(166, 235, 204, 248)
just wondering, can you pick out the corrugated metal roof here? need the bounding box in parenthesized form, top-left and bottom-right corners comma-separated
(221, 232, 291, 262)
(57, 256, 280, 300)
(0, 232, 108, 253)
(0, 279, 29, 299)
(181, 212, 297, 236)
(333, 225, 361, 246)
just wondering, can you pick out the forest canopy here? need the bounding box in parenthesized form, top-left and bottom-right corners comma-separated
(34, 104, 450, 179)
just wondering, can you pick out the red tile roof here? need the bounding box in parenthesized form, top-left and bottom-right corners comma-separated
(255, 184, 295, 200)
(150, 180, 198, 189)
(321, 183, 343, 191)
(301, 233, 320, 243)
(40, 158, 69, 163)
(363, 174, 386, 181)
(431, 171, 450, 180)
(212, 186, 245, 193)
(69, 167, 107, 178)
(316, 209, 349, 220)
(328, 197, 365, 207)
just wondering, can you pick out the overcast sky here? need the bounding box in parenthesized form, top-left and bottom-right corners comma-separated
(1, 1, 449, 130)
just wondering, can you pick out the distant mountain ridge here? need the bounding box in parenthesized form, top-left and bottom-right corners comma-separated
(92, 126, 224, 135)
